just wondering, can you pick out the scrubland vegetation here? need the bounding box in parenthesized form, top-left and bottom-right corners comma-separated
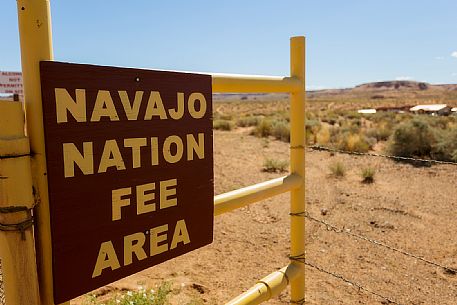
(262, 158, 288, 173)
(83, 283, 172, 305)
(213, 95, 457, 163)
(360, 166, 375, 183)
(329, 161, 346, 177)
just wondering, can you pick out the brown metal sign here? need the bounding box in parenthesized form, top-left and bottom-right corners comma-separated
(39, 61, 214, 303)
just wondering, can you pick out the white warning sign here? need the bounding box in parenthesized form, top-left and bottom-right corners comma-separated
(0, 71, 23, 95)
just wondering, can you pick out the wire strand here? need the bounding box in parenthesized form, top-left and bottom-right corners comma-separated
(291, 256, 403, 305)
(299, 211, 457, 274)
(309, 145, 457, 166)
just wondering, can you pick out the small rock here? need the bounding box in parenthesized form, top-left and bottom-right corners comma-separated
(191, 283, 208, 294)
(320, 208, 328, 216)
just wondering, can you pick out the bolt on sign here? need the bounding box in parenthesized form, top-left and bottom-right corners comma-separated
(39, 62, 214, 303)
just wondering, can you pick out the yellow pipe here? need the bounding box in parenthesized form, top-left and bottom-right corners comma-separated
(289, 36, 306, 303)
(225, 263, 301, 305)
(0, 101, 40, 305)
(16, 1, 68, 305)
(214, 174, 302, 216)
(212, 74, 301, 93)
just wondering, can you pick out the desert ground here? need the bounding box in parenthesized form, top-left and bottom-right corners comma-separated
(73, 128, 457, 305)
(3, 81, 457, 305)
(72, 81, 457, 304)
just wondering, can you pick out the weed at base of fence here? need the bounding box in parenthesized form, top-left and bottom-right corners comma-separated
(83, 282, 172, 305)
(262, 159, 288, 173)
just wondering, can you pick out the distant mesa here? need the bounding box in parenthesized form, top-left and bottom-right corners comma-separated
(355, 80, 429, 91)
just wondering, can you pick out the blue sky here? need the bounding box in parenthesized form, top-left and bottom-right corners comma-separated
(2, 0, 457, 89)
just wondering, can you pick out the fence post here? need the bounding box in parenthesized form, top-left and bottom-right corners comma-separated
(0, 101, 41, 305)
(289, 36, 305, 304)
(16, 1, 65, 304)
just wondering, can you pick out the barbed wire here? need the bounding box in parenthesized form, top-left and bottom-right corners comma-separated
(290, 254, 403, 305)
(308, 145, 457, 166)
(293, 211, 457, 275)
(297, 145, 457, 303)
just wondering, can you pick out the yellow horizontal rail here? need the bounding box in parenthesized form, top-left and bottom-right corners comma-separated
(214, 174, 302, 216)
(225, 263, 302, 305)
(211, 74, 301, 93)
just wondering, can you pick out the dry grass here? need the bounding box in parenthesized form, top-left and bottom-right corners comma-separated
(360, 166, 375, 183)
(262, 158, 288, 173)
(329, 161, 346, 177)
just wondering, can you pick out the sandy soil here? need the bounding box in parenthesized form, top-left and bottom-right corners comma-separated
(67, 128, 457, 304)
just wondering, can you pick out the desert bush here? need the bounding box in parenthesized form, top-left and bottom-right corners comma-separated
(305, 119, 321, 144)
(360, 167, 375, 183)
(84, 282, 172, 305)
(305, 128, 315, 144)
(216, 114, 233, 121)
(340, 120, 361, 134)
(371, 111, 396, 124)
(275, 111, 290, 122)
(329, 161, 346, 177)
(263, 159, 288, 173)
(432, 127, 457, 162)
(271, 120, 290, 142)
(306, 111, 317, 121)
(387, 118, 435, 157)
(213, 119, 234, 131)
(320, 110, 339, 123)
(338, 133, 370, 153)
(429, 116, 452, 129)
(251, 119, 273, 137)
(251, 118, 290, 142)
(346, 111, 362, 120)
(316, 125, 330, 145)
(236, 116, 261, 127)
(365, 123, 392, 141)
(305, 119, 321, 131)
(328, 126, 342, 143)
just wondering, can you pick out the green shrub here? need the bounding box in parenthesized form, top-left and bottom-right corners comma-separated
(271, 120, 290, 142)
(432, 128, 457, 162)
(236, 116, 261, 127)
(262, 159, 288, 173)
(305, 128, 314, 144)
(316, 126, 331, 145)
(251, 119, 273, 137)
(305, 119, 321, 131)
(84, 282, 172, 305)
(329, 161, 346, 178)
(340, 121, 361, 134)
(361, 167, 375, 183)
(213, 119, 234, 131)
(365, 124, 392, 141)
(371, 111, 396, 124)
(387, 118, 435, 157)
(218, 114, 233, 120)
(338, 133, 370, 153)
(305, 119, 321, 144)
(346, 112, 362, 120)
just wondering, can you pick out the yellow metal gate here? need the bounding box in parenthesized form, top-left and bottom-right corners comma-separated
(0, 1, 305, 304)
(212, 37, 305, 304)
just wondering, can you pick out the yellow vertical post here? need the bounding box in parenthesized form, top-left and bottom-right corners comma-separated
(16, 1, 68, 305)
(0, 101, 40, 305)
(289, 36, 305, 304)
